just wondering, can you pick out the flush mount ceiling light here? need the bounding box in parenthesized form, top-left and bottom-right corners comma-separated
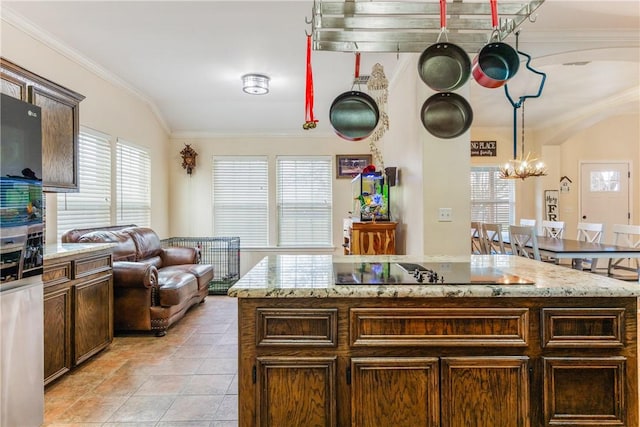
(242, 74, 270, 95)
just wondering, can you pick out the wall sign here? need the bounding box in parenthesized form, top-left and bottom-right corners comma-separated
(545, 190, 559, 221)
(470, 140, 497, 157)
(560, 175, 572, 193)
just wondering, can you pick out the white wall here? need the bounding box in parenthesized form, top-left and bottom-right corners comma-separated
(1, 21, 171, 241)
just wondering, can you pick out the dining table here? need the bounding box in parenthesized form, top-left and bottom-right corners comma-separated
(499, 233, 640, 281)
(529, 236, 640, 280)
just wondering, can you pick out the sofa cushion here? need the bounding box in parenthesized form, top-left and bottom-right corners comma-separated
(157, 270, 198, 306)
(125, 227, 162, 261)
(161, 264, 214, 291)
(77, 230, 137, 262)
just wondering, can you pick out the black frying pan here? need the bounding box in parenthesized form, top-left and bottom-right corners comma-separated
(329, 91, 380, 141)
(420, 92, 473, 139)
(418, 0, 471, 91)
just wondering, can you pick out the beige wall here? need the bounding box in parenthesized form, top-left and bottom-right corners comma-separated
(168, 135, 371, 272)
(1, 21, 171, 241)
(558, 114, 640, 239)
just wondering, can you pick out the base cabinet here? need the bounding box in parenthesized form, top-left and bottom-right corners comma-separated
(43, 287, 72, 383)
(43, 248, 113, 385)
(238, 298, 638, 427)
(256, 357, 337, 427)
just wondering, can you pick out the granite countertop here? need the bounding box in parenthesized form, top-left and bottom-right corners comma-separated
(228, 254, 640, 298)
(44, 242, 115, 261)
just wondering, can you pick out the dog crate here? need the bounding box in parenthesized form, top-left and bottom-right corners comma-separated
(161, 237, 240, 295)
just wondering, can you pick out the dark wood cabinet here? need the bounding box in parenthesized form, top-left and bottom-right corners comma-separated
(1, 57, 84, 192)
(43, 247, 113, 385)
(43, 286, 72, 384)
(256, 357, 337, 427)
(237, 297, 638, 427)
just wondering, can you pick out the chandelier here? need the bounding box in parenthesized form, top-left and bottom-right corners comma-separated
(499, 34, 547, 180)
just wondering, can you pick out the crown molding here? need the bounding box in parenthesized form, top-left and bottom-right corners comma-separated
(1, 7, 172, 135)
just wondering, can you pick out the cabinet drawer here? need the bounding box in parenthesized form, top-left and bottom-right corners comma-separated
(74, 254, 112, 279)
(257, 308, 338, 347)
(350, 308, 529, 347)
(43, 261, 72, 286)
(542, 308, 625, 348)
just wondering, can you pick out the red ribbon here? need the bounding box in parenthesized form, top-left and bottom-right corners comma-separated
(304, 34, 317, 127)
(490, 0, 498, 29)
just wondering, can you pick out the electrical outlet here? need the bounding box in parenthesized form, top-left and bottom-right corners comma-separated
(438, 208, 453, 222)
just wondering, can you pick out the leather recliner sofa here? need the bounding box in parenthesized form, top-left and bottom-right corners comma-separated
(62, 225, 214, 336)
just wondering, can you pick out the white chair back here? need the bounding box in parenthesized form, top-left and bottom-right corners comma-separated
(542, 220, 565, 239)
(607, 224, 640, 278)
(482, 223, 507, 254)
(519, 219, 536, 227)
(509, 225, 541, 261)
(471, 222, 484, 254)
(574, 222, 604, 270)
(576, 222, 604, 243)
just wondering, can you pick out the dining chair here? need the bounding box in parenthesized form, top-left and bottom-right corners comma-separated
(542, 220, 565, 239)
(509, 225, 541, 261)
(540, 220, 565, 264)
(574, 222, 605, 270)
(607, 224, 640, 279)
(519, 219, 536, 227)
(482, 223, 508, 255)
(471, 221, 484, 254)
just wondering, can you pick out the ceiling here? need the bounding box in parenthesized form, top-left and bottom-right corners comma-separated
(2, 0, 639, 139)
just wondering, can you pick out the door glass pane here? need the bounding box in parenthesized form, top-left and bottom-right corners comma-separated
(590, 171, 620, 192)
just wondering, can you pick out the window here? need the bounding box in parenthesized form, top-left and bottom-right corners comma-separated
(276, 156, 332, 246)
(212, 156, 268, 248)
(57, 127, 111, 241)
(470, 166, 515, 230)
(116, 139, 151, 227)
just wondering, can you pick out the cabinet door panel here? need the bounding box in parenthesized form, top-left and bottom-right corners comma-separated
(74, 276, 113, 365)
(441, 356, 530, 427)
(351, 357, 440, 427)
(543, 357, 626, 426)
(43, 287, 71, 385)
(256, 357, 336, 427)
(29, 86, 79, 191)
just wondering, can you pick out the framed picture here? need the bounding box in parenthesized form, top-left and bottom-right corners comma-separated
(336, 154, 373, 179)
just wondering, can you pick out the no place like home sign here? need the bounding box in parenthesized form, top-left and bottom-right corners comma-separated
(471, 140, 497, 157)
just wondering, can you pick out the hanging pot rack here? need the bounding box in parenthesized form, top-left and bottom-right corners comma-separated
(311, 0, 545, 54)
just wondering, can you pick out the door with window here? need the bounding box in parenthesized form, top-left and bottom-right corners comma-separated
(580, 162, 630, 243)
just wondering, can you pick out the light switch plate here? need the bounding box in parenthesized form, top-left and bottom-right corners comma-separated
(438, 208, 453, 222)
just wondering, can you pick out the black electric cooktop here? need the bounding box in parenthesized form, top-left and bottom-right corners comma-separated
(333, 262, 535, 285)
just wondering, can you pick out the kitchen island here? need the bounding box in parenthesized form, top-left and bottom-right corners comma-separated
(228, 254, 640, 427)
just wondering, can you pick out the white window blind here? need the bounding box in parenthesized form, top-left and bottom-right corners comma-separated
(57, 127, 111, 241)
(276, 156, 332, 246)
(470, 166, 515, 230)
(212, 156, 268, 248)
(116, 139, 151, 227)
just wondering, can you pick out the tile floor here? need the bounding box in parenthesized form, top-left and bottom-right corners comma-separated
(44, 296, 239, 427)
